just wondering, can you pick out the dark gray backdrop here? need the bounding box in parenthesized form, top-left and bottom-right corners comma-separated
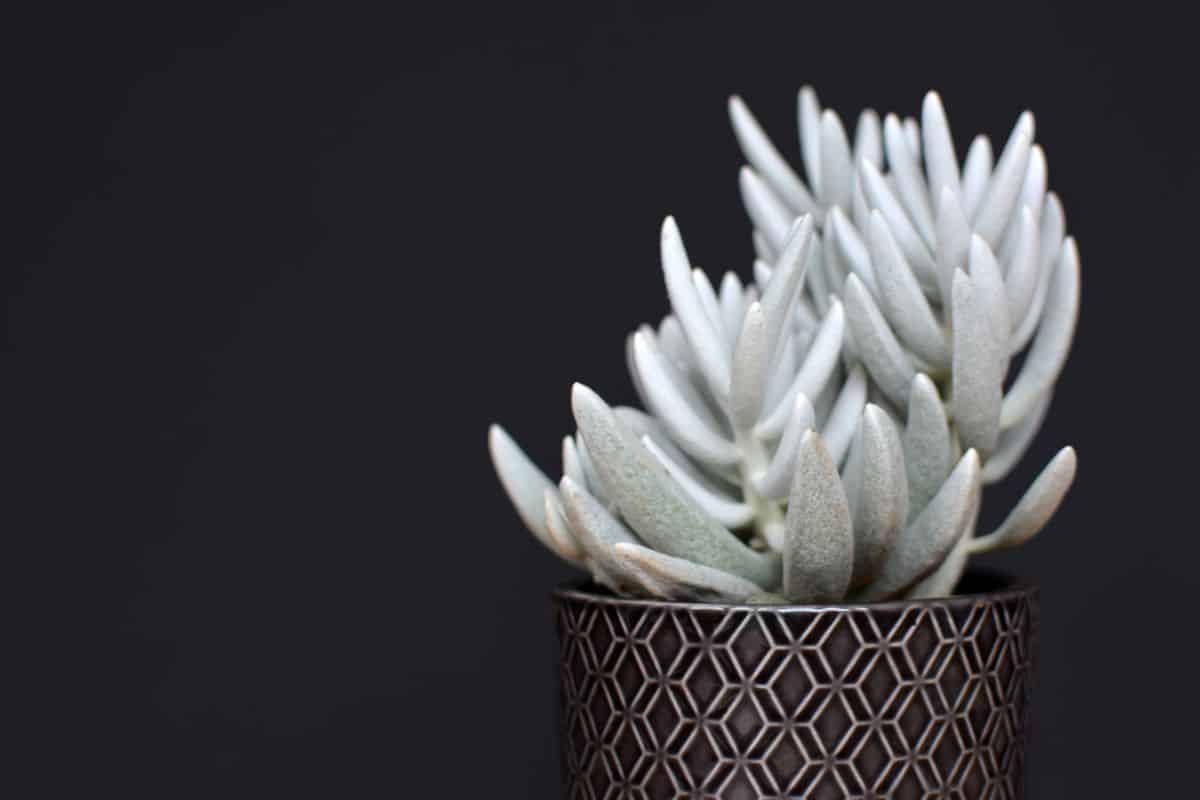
(8, 1, 1193, 796)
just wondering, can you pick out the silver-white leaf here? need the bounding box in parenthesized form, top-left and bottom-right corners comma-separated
(719, 272, 745, 350)
(1001, 237, 1079, 429)
(859, 449, 980, 600)
(983, 388, 1052, 484)
(760, 216, 816, 362)
(1004, 207, 1041, 346)
(868, 211, 949, 368)
(571, 383, 778, 587)
(631, 330, 738, 468)
(661, 216, 731, 403)
(614, 542, 766, 603)
(783, 431, 854, 603)
(858, 158, 937, 287)
(970, 447, 1076, 553)
(819, 109, 854, 210)
(968, 234, 1011, 347)
(739, 167, 794, 253)
(798, 86, 823, 200)
(903, 374, 953, 518)
(829, 205, 878, 296)
(558, 476, 638, 591)
(728, 95, 820, 217)
(641, 436, 755, 530)
(972, 112, 1033, 245)
(847, 405, 908, 588)
(820, 363, 867, 466)
(883, 113, 935, 247)
(854, 109, 883, 169)
(544, 489, 585, 564)
(950, 269, 1003, 455)
(921, 91, 960, 202)
(488, 424, 555, 550)
(935, 185, 972, 309)
(843, 274, 915, 409)
(757, 301, 844, 438)
(960, 135, 993, 219)
(754, 392, 816, 501)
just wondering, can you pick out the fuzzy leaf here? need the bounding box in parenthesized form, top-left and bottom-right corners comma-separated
(970, 447, 1076, 553)
(757, 301, 844, 438)
(905, 481, 981, 599)
(543, 490, 585, 563)
(883, 113, 935, 247)
(728, 95, 820, 217)
(661, 216, 731, 403)
(973, 112, 1034, 245)
(819, 110, 854, 210)
(868, 211, 950, 368)
(718, 272, 745, 350)
(858, 449, 980, 600)
(960, 135, 993, 219)
(982, 389, 1052, 484)
(829, 206, 878, 295)
(631, 330, 738, 468)
(731, 302, 769, 434)
(613, 406, 721, 491)
(558, 476, 638, 591)
(657, 315, 692, 372)
(641, 436, 754, 530)
(951, 269, 1003, 455)
(753, 230, 775, 265)
(798, 86, 823, 199)
(1011, 192, 1066, 352)
(853, 109, 883, 169)
(847, 405, 908, 588)
(921, 91, 960, 201)
(572, 384, 778, 587)
(573, 434, 612, 506)
(739, 167, 794, 253)
(614, 543, 766, 603)
(843, 274, 915, 409)
(820, 364, 867, 466)
(1004, 207, 1041, 345)
(903, 374, 953, 518)
(763, 332, 798, 415)
(783, 431, 854, 603)
(968, 235, 1012, 346)
(935, 185, 971, 308)
(488, 424, 556, 550)
(760, 216, 816, 361)
(1001, 238, 1080, 428)
(692, 269, 727, 343)
(903, 117, 920, 154)
(1012, 145, 1047, 239)
(562, 435, 586, 488)
(754, 393, 815, 501)
(858, 158, 937, 287)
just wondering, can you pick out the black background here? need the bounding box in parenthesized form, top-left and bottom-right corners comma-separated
(8, 1, 1194, 796)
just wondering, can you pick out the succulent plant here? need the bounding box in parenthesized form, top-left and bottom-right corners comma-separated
(489, 88, 1078, 604)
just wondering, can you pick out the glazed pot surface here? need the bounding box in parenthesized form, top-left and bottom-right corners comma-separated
(553, 570, 1036, 799)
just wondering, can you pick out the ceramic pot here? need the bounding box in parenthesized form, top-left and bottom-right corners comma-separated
(553, 570, 1036, 799)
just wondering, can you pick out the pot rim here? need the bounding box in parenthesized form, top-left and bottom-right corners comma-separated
(552, 567, 1034, 612)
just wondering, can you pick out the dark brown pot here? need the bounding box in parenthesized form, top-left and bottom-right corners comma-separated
(553, 570, 1036, 800)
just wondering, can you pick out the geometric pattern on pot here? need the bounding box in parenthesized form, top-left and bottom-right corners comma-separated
(555, 576, 1036, 799)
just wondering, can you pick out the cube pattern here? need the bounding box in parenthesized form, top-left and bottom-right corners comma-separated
(554, 579, 1036, 799)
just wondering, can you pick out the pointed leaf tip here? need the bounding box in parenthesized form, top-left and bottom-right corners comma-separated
(489, 423, 558, 554)
(971, 446, 1077, 553)
(783, 431, 854, 603)
(572, 382, 777, 587)
(860, 449, 980, 600)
